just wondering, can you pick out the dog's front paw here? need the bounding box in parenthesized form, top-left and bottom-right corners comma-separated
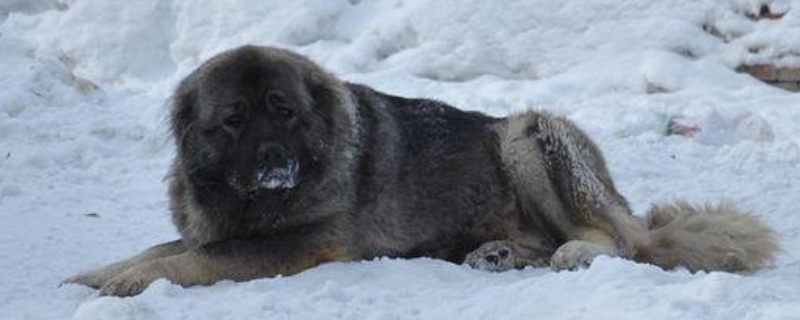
(99, 262, 164, 297)
(550, 240, 614, 271)
(464, 241, 517, 272)
(62, 263, 129, 289)
(62, 271, 111, 289)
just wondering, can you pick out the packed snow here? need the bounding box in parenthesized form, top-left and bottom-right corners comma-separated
(2, 0, 800, 319)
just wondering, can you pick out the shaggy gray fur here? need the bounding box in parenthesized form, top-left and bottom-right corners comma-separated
(636, 201, 778, 272)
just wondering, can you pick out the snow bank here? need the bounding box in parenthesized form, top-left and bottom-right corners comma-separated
(67, 258, 800, 320)
(1, 0, 800, 319)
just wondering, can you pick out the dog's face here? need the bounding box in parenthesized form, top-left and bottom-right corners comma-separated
(172, 47, 345, 199)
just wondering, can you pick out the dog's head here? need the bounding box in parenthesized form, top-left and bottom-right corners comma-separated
(171, 46, 354, 199)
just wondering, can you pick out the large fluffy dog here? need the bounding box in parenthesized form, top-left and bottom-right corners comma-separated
(65, 46, 778, 297)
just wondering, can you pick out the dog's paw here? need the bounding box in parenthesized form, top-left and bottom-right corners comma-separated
(99, 262, 163, 297)
(62, 268, 120, 289)
(464, 241, 517, 272)
(62, 273, 107, 289)
(550, 240, 614, 271)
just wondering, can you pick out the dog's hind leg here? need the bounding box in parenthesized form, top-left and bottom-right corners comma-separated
(464, 236, 553, 271)
(500, 111, 649, 271)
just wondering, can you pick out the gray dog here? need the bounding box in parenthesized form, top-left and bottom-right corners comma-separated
(64, 46, 778, 297)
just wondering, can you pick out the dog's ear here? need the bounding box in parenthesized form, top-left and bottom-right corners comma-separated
(307, 70, 355, 129)
(171, 78, 197, 147)
(304, 75, 335, 124)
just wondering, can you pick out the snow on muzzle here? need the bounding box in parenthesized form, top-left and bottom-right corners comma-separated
(256, 158, 299, 190)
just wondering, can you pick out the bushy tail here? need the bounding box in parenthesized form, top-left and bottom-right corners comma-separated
(634, 201, 779, 273)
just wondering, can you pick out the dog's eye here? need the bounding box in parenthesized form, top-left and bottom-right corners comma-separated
(231, 100, 249, 111)
(266, 92, 294, 120)
(223, 114, 245, 128)
(277, 106, 295, 120)
(266, 92, 286, 107)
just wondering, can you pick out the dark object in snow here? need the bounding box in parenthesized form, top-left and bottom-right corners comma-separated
(746, 4, 787, 20)
(666, 116, 700, 137)
(738, 64, 800, 92)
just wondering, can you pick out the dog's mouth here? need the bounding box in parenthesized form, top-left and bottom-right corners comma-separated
(256, 158, 299, 190)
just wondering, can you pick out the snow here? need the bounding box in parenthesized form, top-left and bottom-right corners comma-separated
(257, 159, 299, 190)
(1, 0, 800, 319)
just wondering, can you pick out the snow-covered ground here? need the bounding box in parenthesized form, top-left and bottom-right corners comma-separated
(2, 0, 800, 319)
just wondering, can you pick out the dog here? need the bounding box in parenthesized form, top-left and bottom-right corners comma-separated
(64, 45, 778, 297)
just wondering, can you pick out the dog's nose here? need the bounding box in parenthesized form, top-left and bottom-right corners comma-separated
(257, 143, 287, 166)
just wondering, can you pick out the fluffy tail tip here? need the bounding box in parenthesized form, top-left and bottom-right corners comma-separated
(636, 201, 779, 273)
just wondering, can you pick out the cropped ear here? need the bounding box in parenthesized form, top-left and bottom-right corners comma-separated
(170, 80, 197, 147)
(306, 71, 354, 129)
(309, 81, 337, 124)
